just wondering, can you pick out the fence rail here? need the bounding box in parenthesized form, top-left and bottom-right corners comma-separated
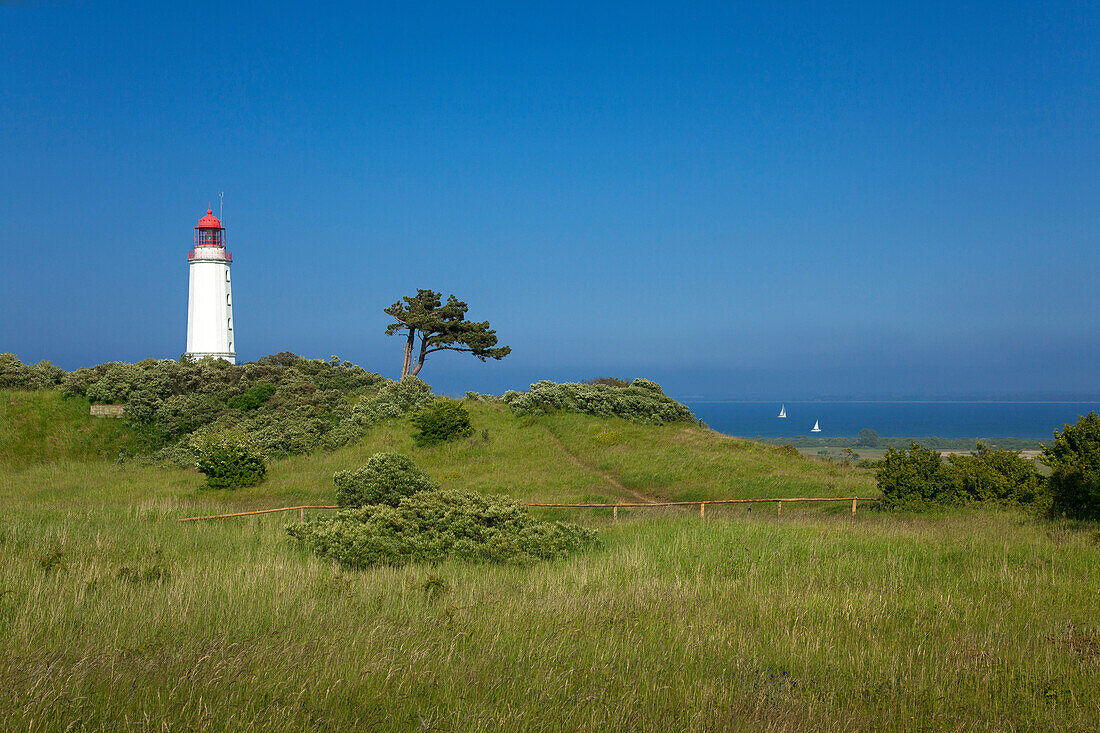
(177, 496, 879, 523)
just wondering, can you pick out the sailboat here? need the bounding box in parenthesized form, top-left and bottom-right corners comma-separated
(778, 405, 787, 418)
(810, 420, 821, 433)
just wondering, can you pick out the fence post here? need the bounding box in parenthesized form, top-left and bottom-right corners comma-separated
(777, 500, 782, 517)
(613, 505, 619, 522)
(299, 507, 304, 521)
(851, 498, 857, 516)
(700, 502, 706, 520)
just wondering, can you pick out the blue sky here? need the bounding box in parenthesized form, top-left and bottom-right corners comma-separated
(1, 1, 1097, 399)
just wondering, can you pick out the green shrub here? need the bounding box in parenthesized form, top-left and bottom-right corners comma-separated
(878, 441, 1045, 510)
(227, 382, 276, 410)
(411, 398, 472, 446)
(877, 442, 956, 508)
(585, 377, 632, 387)
(288, 488, 598, 568)
(353, 376, 435, 426)
(191, 430, 266, 490)
(334, 452, 438, 507)
(502, 379, 693, 425)
(947, 442, 1044, 506)
(53, 352, 382, 458)
(1042, 412, 1100, 520)
(0, 354, 65, 390)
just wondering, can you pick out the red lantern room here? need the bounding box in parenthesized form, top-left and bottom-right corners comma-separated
(194, 209, 225, 247)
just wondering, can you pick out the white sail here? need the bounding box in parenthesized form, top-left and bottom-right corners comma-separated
(778, 405, 787, 418)
(810, 420, 821, 432)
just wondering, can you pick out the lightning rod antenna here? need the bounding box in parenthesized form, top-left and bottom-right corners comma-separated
(219, 191, 224, 221)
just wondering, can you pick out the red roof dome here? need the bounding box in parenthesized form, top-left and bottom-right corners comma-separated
(195, 209, 223, 229)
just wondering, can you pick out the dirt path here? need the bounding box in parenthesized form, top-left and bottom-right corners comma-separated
(541, 426, 659, 504)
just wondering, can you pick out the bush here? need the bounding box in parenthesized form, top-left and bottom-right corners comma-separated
(878, 441, 1045, 510)
(191, 430, 266, 489)
(877, 442, 956, 508)
(947, 442, 1043, 506)
(585, 377, 632, 387)
(0, 354, 65, 390)
(353, 376, 435, 426)
(502, 379, 694, 425)
(334, 452, 438, 507)
(53, 352, 382, 458)
(288, 487, 598, 568)
(1042, 412, 1100, 520)
(411, 398, 472, 446)
(227, 382, 276, 410)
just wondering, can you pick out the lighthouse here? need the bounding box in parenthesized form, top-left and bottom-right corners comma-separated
(185, 208, 236, 363)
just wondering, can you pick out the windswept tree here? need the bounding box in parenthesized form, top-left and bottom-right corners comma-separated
(385, 289, 511, 378)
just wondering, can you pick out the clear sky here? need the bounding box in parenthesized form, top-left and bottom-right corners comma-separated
(1, 1, 1097, 399)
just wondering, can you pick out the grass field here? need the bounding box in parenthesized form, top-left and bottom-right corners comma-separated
(1, 391, 1098, 730)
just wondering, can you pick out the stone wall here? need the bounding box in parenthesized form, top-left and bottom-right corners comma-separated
(90, 404, 126, 418)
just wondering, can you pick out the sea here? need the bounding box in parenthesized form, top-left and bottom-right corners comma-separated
(682, 401, 1100, 439)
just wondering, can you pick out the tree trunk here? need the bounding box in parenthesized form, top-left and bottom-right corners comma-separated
(401, 330, 415, 378)
(410, 338, 429, 377)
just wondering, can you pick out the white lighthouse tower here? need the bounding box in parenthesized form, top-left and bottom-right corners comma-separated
(185, 208, 236, 363)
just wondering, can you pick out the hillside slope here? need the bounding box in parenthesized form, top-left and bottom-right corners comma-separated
(1, 395, 877, 515)
(0, 390, 136, 468)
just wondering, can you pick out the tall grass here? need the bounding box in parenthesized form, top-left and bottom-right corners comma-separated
(1, 394, 1097, 730)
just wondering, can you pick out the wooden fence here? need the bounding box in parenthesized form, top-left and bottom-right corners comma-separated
(178, 496, 879, 523)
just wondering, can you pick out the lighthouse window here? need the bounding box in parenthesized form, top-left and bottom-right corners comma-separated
(227, 294, 232, 306)
(228, 318, 233, 330)
(225, 271, 231, 282)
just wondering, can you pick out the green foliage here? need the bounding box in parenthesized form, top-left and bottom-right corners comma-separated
(352, 376, 435, 427)
(857, 428, 881, 447)
(0, 354, 65, 390)
(585, 377, 632, 387)
(334, 452, 438, 508)
(503, 379, 694, 425)
(410, 398, 473, 446)
(191, 430, 267, 490)
(776, 444, 801, 458)
(878, 441, 1045, 509)
(227, 382, 276, 410)
(947, 442, 1044, 506)
(385, 289, 511, 377)
(1042, 412, 1100, 520)
(288, 487, 598, 568)
(760, 435, 1045, 452)
(877, 442, 958, 508)
(46, 353, 385, 458)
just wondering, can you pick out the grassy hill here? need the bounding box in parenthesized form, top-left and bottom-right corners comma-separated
(1, 390, 1097, 730)
(0, 390, 137, 468)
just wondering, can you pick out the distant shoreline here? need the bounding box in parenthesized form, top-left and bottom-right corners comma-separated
(685, 399, 1100, 405)
(748, 435, 1045, 452)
